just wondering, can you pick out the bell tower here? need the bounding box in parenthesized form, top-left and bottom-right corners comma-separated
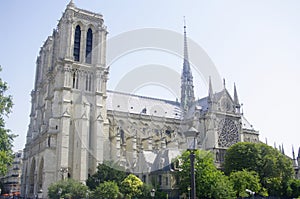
(22, 1, 109, 198)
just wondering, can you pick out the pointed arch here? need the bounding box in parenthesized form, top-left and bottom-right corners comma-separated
(29, 158, 36, 195)
(38, 157, 44, 190)
(85, 28, 93, 64)
(73, 25, 81, 61)
(23, 163, 28, 196)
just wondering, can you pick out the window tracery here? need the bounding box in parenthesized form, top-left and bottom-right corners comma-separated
(217, 118, 239, 147)
(85, 28, 93, 64)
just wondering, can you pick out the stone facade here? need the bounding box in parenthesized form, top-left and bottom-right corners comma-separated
(21, 2, 259, 198)
(21, 2, 108, 198)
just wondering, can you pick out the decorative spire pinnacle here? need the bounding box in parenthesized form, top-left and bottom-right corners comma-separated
(292, 146, 299, 167)
(208, 76, 214, 103)
(234, 83, 241, 113)
(293, 145, 296, 160)
(223, 78, 226, 89)
(234, 83, 239, 105)
(67, 0, 75, 7)
(240, 103, 244, 115)
(181, 17, 195, 114)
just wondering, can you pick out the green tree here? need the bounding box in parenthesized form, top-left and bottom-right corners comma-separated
(90, 181, 119, 199)
(229, 170, 263, 197)
(0, 67, 15, 175)
(223, 142, 294, 197)
(86, 161, 127, 190)
(176, 150, 235, 199)
(139, 184, 167, 199)
(287, 178, 300, 198)
(48, 179, 89, 199)
(139, 183, 152, 199)
(120, 174, 143, 199)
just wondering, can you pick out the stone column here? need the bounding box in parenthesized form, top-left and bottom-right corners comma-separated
(132, 135, 137, 164)
(79, 103, 90, 183)
(116, 133, 121, 161)
(59, 89, 72, 180)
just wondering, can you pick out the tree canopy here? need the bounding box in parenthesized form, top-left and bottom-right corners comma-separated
(120, 174, 143, 199)
(229, 169, 264, 197)
(0, 66, 15, 175)
(48, 179, 89, 199)
(86, 161, 127, 190)
(90, 181, 119, 199)
(176, 150, 235, 199)
(287, 178, 300, 198)
(223, 142, 295, 197)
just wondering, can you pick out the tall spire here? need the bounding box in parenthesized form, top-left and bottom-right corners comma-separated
(181, 17, 195, 114)
(183, 17, 189, 67)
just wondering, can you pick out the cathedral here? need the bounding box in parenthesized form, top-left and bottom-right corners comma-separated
(21, 1, 259, 198)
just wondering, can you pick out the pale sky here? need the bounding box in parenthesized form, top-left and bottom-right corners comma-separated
(0, 0, 300, 157)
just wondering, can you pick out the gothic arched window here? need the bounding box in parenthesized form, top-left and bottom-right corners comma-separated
(85, 28, 93, 64)
(73, 25, 81, 61)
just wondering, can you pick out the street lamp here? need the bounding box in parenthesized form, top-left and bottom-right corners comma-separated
(246, 189, 255, 199)
(59, 167, 69, 180)
(185, 127, 198, 199)
(150, 188, 155, 198)
(187, 186, 191, 199)
(58, 188, 62, 199)
(86, 190, 90, 199)
(37, 189, 43, 199)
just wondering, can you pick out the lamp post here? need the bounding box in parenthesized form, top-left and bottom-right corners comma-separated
(246, 189, 255, 199)
(58, 188, 62, 199)
(150, 188, 155, 198)
(185, 127, 198, 199)
(37, 189, 43, 199)
(187, 186, 191, 199)
(59, 167, 69, 180)
(86, 190, 90, 199)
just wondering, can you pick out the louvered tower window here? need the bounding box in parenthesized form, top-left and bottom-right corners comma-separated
(86, 28, 93, 64)
(73, 25, 81, 61)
